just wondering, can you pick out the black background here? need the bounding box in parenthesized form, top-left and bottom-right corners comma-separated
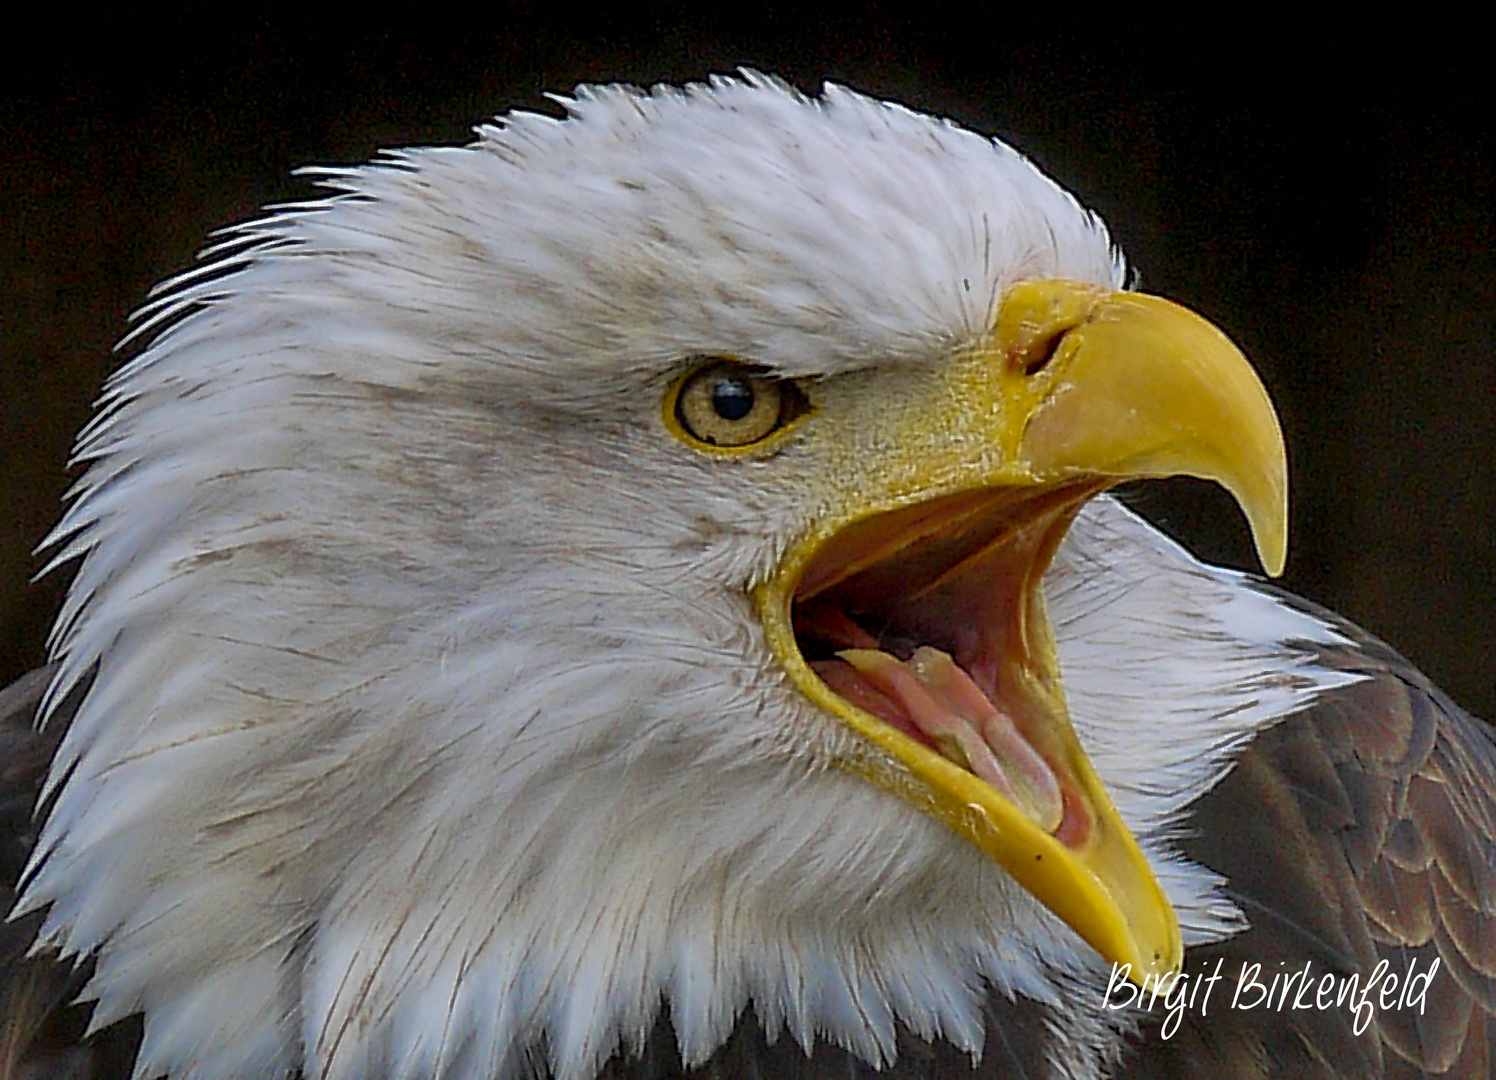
(3, 12, 1493, 716)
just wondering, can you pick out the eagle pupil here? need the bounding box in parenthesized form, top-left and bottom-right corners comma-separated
(712, 377, 755, 421)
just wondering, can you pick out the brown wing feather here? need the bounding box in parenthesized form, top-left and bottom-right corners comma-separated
(1118, 597, 1496, 1079)
(594, 999, 1058, 1080)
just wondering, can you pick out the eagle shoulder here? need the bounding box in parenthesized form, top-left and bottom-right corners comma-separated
(1119, 594, 1496, 1079)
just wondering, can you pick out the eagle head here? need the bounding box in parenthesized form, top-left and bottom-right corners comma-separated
(16, 74, 1349, 1080)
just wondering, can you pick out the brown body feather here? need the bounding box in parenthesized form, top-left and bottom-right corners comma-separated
(4, 595, 1494, 1079)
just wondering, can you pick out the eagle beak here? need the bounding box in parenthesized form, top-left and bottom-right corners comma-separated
(1002, 281, 1286, 576)
(754, 279, 1287, 985)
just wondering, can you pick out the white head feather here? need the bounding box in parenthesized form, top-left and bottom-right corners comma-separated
(17, 74, 1353, 1080)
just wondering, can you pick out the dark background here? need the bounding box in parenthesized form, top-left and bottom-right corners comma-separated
(3, 13, 1493, 716)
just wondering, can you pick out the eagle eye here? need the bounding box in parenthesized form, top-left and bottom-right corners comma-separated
(668, 361, 807, 450)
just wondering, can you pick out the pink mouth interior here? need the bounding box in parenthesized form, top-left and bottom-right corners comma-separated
(792, 487, 1098, 847)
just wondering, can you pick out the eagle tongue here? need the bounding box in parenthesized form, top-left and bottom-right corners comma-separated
(835, 647, 1064, 833)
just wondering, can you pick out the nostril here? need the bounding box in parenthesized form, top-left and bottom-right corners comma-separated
(1016, 329, 1067, 376)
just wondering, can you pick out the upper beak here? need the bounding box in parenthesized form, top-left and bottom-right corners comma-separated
(999, 280, 1285, 575)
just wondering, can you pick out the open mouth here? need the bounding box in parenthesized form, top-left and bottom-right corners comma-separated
(745, 281, 1287, 980)
(789, 484, 1106, 849)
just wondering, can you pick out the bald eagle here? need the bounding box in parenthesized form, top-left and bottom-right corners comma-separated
(2, 74, 1493, 1080)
